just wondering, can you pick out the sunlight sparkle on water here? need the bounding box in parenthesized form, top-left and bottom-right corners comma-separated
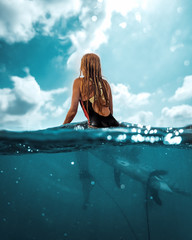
(163, 133, 182, 145)
(131, 134, 145, 143)
(131, 128, 137, 133)
(179, 129, 184, 134)
(116, 134, 127, 142)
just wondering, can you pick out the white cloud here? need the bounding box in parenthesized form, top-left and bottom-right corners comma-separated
(119, 22, 127, 29)
(0, 0, 148, 69)
(112, 83, 151, 109)
(0, 71, 68, 130)
(170, 75, 192, 101)
(0, 88, 16, 111)
(67, 0, 145, 68)
(0, 0, 82, 43)
(158, 105, 192, 127)
(110, 83, 151, 123)
(169, 43, 184, 52)
(125, 111, 153, 125)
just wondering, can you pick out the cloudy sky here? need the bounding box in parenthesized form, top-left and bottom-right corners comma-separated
(0, 0, 192, 130)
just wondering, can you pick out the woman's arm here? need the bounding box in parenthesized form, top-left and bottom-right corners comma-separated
(108, 83, 113, 115)
(63, 78, 81, 124)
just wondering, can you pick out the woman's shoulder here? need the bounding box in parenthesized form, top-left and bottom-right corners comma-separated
(74, 77, 82, 81)
(73, 77, 82, 85)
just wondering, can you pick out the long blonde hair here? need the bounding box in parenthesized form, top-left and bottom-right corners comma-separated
(80, 53, 109, 112)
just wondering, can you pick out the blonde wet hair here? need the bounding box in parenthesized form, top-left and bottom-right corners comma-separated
(80, 53, 109, 112)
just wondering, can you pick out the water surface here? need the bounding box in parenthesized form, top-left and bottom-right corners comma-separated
(0, 122, 192, 240)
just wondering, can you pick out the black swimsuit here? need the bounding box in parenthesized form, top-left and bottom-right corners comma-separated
(80, 99, 119, 128)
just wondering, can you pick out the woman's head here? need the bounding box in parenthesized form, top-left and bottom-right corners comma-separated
(80, 53, 109, 111)
(80, 53, 102, 79)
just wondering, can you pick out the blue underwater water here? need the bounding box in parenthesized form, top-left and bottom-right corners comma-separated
(0, 121, 192, 240)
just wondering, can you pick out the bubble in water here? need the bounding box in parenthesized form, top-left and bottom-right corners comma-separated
(71, 161, 75, 165)
(107, 135, 112, 140)
(91, 181, 95, 185)
(120, 184, 125, 189)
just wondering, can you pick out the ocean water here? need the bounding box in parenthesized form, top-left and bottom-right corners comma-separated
(0, 121, 192, 240)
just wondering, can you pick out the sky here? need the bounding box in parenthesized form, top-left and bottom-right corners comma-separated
(0, 0, 192, 130)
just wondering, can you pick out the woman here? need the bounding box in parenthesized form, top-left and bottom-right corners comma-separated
(62, 53, 119, 209)
(63, 53, 119, 128)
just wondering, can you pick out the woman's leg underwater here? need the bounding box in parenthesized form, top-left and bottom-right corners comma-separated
(76, 150, 94, 209)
